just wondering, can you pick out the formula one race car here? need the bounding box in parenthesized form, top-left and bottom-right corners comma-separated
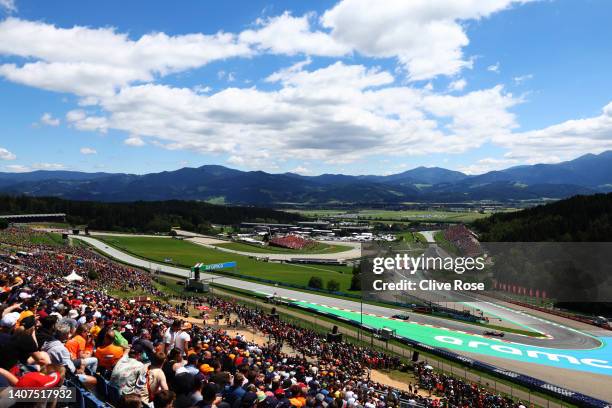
(391, 314, 410, 320)
(483, 330, 505, 337)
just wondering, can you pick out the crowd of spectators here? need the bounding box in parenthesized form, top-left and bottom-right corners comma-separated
(0, 227, 530, 408)
(0, 226, 64, 251)
(443, 225, 482, 257)
(268, 235, 315, 250)
(414, 364, 526, 408)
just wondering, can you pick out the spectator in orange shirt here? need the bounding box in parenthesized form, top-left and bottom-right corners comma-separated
(66, 325, 98, 374)
(95, 330, 125, 371)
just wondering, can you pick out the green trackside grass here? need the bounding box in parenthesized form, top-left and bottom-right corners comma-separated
(97, 235, 357, 293)
(433, 230, 460, 256)
(396, 231, 427, 244)
(215, 241, 352, 254)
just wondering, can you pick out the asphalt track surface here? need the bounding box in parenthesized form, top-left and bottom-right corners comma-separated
(74, 235, 612, 398)
(188, 237, 362, 261)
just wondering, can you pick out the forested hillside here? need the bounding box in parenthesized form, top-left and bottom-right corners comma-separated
(473, 193, 612, 242)
(0, 195, 303, 233)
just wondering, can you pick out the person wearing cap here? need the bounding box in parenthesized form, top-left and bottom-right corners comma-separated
(122, 323, 135, 343)
(111, 342, 148, 400)
(90, 317, 103, 340)
(0, 311, 19, 341)
(199, 363, 214, 376)
(15, 364, 65, 388)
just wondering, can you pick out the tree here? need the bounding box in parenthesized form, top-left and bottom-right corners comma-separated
(349, 264, 361, 291)
(350, 273, 361, 291)
(327, 279, 340, 292)
(87, 269, 99, 280)
(308, 276, 323, 289)
(0, 219, 8, 230)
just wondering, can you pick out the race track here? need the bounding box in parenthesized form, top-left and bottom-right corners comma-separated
(74, 235, 612, 401)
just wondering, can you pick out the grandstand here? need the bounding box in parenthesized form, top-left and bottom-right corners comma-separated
(443, 224, 482, 256)
(268, 234, 316, 250)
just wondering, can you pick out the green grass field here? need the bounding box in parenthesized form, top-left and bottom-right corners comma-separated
(351, 209, 489, 223)
(97, 235, 357, 293)
(215, 241, 352, 254)
(282, 209, 348, 217)
(285, 209, 491, 223)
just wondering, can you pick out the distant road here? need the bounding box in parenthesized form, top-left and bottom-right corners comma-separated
(169, 229, 362, 260)
(420, 230, 438, 243)
(188, 237, 362, 261)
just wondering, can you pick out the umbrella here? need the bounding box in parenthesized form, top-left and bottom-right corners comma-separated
(196, 305, 211, 311)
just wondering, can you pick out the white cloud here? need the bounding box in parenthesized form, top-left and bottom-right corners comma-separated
(239, 11, 350, 57)
(80, 147, 97, 155)
(448, 78, 467, 92)
(124, 136, 145, 147)
(290, 166, 312, 175)
(217, 71, 236, 82)
(40, 112, 60, 126)
(513, 74, 533, 84)
(193, 85, 212, 94)
(79, 62, 519, 167)
(321, 0, 534, 80)
(32, 163, 65, 170)
(495, 101, 612, 163)
(266, 60, 393, 89)
(458, 157, 519, 175)
(0, 0, 16, 13)
(65, 109, 108, 132)
(0, 147, 16, 160)
(5, 164, 29, 172)
(0, 18, 252, 96)
(487, 62, 500, 73)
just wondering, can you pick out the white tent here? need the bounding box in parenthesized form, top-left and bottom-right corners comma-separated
(64, 270, 83, 282)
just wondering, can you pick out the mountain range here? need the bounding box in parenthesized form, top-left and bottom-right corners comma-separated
(1, 151, 612, 205)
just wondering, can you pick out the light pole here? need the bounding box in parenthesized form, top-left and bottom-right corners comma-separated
(360, 292, 363, 342)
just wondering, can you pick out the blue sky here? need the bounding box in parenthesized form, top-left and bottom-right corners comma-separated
(1, 0, 611, 176)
